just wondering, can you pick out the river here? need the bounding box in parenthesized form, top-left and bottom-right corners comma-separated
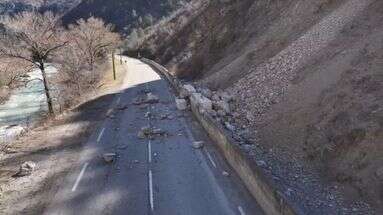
(0, 66, 56, 143)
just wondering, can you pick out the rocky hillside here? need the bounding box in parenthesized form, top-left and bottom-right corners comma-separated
(141, 0, 383, 213)
(62, 0, 190, 34)
(0, 0, 80, 15)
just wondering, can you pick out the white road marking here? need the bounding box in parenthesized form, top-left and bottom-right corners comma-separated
(238, 206, 246, 215)
(97, 128, 105, 143)
(71, 162, 89, 192)
(148, 140, 152, 163)
(116, 97, 121, 105)
(206, 151, 217, 168)
(149, 170, 154, 211)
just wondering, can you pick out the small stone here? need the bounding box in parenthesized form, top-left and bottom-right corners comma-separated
(256, 160, 267, 167)
(192, 141, 204, 149)
(224, 122, 235, 131)
(222, 171, 230, 177)
(17, 161, 36, 176)
(160, 114, 168, 120)
(133, 160, 139, 163)
(145, 112, 151, 118)
(146, 93, 159, 103)
(137, 130, 145, 139)
(285, 188, 293, 196)
(103, 153, 116, 163)
(152, 128, 164, 135)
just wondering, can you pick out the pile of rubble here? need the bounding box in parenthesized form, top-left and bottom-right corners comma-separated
(174, 83, 250, 141)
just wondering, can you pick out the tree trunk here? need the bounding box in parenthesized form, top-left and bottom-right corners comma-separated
(40, 62, 54, 115)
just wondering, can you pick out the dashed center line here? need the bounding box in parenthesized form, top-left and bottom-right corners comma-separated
(97, 128, 105, 143)
(206, 151, 217, 168)
(71, 162, 89, 192)
(148, 140, 152, 163)
(116, 97, 121, 105)
(149, 170, 154, 211)
(238, 206, 246, 215)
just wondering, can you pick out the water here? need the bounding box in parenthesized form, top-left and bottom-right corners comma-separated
(0, 66, 56, 142)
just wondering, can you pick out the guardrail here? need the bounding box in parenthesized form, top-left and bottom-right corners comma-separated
(141, 58, 303, 215)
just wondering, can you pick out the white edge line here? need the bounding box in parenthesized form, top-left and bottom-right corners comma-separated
(71, 162, 89, 192)
(148, 140, 152, 163)
(206, 151, 217, 168)
(149, 170, 154, 211)
(238, 206, 246, 215)
(97, 128, 105, 143)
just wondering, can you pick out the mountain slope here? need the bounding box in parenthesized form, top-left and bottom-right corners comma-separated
(0, 0, 80, 15)
(140, 0, 383, 213)
(62, 0, 189, 34)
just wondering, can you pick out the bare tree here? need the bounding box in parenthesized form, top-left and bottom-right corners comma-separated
(67, 17, 121, 71)
(0, 57, 33, 87)
(0, 11, 68, 115)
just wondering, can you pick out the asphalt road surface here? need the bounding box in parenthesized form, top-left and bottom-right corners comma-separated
(44, 57, 264, 215)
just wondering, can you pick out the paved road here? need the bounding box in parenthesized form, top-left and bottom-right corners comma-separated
(44, 57, 264, 215)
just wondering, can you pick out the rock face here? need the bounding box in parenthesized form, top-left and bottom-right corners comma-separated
(17, 161, 36, 177)
(175, 98, 188, 110)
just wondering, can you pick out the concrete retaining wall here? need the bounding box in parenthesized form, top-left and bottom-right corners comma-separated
(141, 58, 303, 215)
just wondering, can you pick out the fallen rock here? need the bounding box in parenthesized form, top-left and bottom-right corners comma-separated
(220, 91, 234, 102)
(103, 153, 116, 163)
(222, 171, 230, 177)
(152, 128, 165, 135)
(145, 112, 151, 118)
(175, 98, 188, 110)
(179, 84, 196, 98)
(201, 88, 213, 98)
(216, 101, 231, 114)
(192, 141, 204, 149)
(146, 93, 159, 103)
(256, 160, 267, 167)
(160, 114, 169, 120)
(17, 161, 36, 177)
(212, 93, 220, 102)
(137, 130, 146, 139)
(224, 122, 235, 132)
(138, 126, 151, 139)
(191, 93, 212, 112)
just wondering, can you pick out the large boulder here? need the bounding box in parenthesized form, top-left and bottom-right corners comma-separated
(175, 98, 188, 110)
(179, 84, 197, 99)
(220, 91, 234, 102)
(215, 100, 231, 114)
(200, 88, 213, 99)
(190, 93, 213, 112)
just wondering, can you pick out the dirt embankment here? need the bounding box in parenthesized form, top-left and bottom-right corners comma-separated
(145, 0, 383, 212)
